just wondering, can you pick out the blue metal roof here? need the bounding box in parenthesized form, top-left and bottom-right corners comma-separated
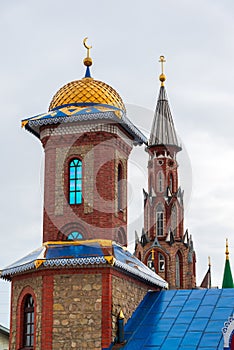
(111, 288, 234, 349)
(21, 104, 147, 145)
(0, 240, 167, 288)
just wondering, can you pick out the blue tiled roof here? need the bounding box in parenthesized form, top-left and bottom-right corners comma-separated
(114, 289, 234, 349)
(21, 104, 147, 145)
(0, 240, 167, 288)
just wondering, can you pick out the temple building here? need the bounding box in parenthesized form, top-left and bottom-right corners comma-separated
(1, 39, 234, 350)
(0, 39, 167, 350)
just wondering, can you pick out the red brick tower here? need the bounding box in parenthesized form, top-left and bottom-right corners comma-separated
(1, 41, 167, 350)
(135, 56, 196, 289)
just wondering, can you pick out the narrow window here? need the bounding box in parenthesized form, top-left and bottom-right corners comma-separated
(69, 159, 82, 204)
(67, 231, 83, 240)
(116, 227, 126, 245)
(175, 252, 183, 288)
(169, 173, 173, 193)
(147, 252, 155, 271)
(145, 205, 150, 234)
(156, 204, 164, 236)
(118, 163, 123, 211)
(171, 205, 177, 237)
(23, 295, 34, 349)
(149, 174, 152, 192)
(158, 253, 165, 272)
(157, 171, 164, 192)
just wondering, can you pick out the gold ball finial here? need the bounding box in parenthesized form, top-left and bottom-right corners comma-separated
(226, 238, 230, 260)
(159, 55, 166, 86)
(159, 73, 166, 84)
(83, 37, 93, 67)
(83, 57, 92, 67)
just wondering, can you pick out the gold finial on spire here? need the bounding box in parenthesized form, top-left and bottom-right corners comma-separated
(118, 309, 125, 320)
(208, 256, 211, 267)
(226, 238, 229, 260)
(83, 37, 93, 67)
(159, 55, 166, 86)
(151, 249, 155, 261)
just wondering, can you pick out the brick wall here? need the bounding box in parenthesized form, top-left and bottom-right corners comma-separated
(41, 123, 132, 245)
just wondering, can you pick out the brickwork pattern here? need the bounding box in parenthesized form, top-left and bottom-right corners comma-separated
(55, 145, 94, 216)
(114, 149, 127, 222)
(41, 125, 132, 243)
(137, 146, 196, 290)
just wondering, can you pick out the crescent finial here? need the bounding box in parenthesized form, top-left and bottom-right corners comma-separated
(83, 37, 93, 68)
(83, 37, 92, 57)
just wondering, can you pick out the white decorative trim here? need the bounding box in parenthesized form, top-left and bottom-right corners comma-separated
(223, 315, 234, 349)
(114, 260, 167, 288)
(1, 262, 35, 277)
(43, 256, 107, 267)
(27, 111, 147, 144)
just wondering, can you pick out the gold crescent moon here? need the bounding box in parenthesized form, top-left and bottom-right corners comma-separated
(83, 37, 92, 50)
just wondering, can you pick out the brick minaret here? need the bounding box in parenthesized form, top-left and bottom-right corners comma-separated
(135, 56, 196, 289)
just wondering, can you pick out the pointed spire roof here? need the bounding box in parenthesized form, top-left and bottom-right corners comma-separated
(222, 239, 234, 288)
(148, 56, 181, 150)
(200, 256, 211, 289)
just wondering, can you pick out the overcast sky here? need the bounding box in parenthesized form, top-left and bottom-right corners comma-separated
(1, 0, 234, 327)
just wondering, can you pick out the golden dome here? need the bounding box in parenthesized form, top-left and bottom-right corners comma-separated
(49, 77, 125, 111)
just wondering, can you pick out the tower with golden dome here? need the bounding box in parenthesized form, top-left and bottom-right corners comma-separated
(1, 39, 167, 350)
(22, 38, 146, 246)
(135, 56, 196, 289)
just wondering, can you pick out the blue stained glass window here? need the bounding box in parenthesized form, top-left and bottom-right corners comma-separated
(69, 159, 82, 204)
(67, 231, 83, 240)
(76, 192, 82, 203)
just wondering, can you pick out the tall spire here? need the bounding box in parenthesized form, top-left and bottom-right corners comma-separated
(148, 55, 181, 149)
(222, 239, 234, 288)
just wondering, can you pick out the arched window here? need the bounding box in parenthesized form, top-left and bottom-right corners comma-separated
(67, 231, 83, 240)
(171, 205, 177, 237)
(175, 252, 183, 288)
(23, 295, 34, 349)
(169, 173, 173, 193)
(118, 163, 123, 211)
(69, 159, 82, 205)
(158, 253, 165, 272)
(156, 204, 164, 236)
(116, 227, 126, 245)
(157, 171, 164, 193)
(147, 252, 155, 271)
